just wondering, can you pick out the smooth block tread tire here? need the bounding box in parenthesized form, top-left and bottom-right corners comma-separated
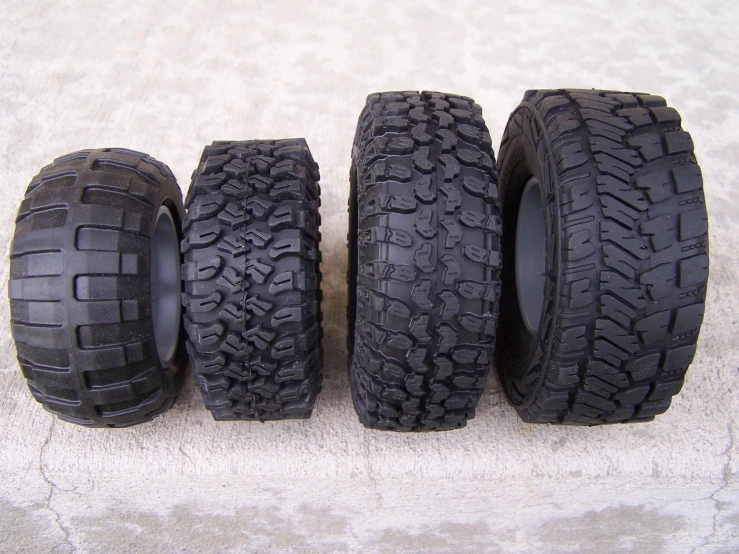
(182, 140, 322, 420)
(496, 89, 709, 425)
(348, 91, 502, 431)
(9, 148, 187, 427)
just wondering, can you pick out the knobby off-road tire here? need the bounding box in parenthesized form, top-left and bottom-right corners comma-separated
(348, 91, 502, 431)
(496, 89, 709, 425)
(182, 140, 322, 420)
(9, 148, 187, 427)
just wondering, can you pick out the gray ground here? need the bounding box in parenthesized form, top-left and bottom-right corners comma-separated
(1, 1, 737, 552)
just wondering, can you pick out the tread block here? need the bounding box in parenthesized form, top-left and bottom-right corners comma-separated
(672, 304, 704, 335)
(679, 210, 708, 240)
(665, 131, 693, 155)
(678, 254, 709, 287)
(672, 164, 703, 193)
(10, 251, 63, 278)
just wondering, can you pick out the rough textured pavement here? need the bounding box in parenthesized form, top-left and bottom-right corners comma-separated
(1, 1, 737, 552)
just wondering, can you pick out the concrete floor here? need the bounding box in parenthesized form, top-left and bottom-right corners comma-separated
(1, 0, 738, 552)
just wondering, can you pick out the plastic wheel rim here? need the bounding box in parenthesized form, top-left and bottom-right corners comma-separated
(515, 177, 546, 337)
(151, 205, 181, 366)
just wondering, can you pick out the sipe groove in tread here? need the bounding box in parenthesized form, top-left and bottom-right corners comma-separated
(348, 91, 502, 431)
(9, 148, 187, 427)
(182, 140, 322, 421)
(495, 89, 709, 425)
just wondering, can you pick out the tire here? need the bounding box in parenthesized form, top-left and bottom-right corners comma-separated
(496, 89, 709, 425)
(182, 139, 322, 420)
(348, 91, 502, 431)
(9, 148, 187, 427)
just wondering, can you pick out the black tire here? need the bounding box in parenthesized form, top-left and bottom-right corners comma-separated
(182, 140, 322, 420)
(496, 89, 709, 425)
(9, 148, 187, 427)
(348, 91, 502, 431)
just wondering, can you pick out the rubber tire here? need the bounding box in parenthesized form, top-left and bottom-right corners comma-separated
(182, 140, 322, 420)
(348, 91, 502, 431)
(496, 89, 709, 425)
(9, 148, 187, 427)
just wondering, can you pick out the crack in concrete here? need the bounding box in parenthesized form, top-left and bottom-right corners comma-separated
(178, 446, 195, 466)
(689, 423, 735, 554)
(363, 433, 382, 509)
(39, 418, 75, 554)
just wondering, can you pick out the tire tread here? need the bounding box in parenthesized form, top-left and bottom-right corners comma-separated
(182, 140, 322, 421)
(348, 91, 501, 431)
(9, 148, 185, 427)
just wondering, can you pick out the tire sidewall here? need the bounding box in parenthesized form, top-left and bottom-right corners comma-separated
(497, 104, 562, 408)
(150, 183, 187, 396)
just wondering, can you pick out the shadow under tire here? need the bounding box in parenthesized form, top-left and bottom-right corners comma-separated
(9, 148, 187, 427)
(496, 89, 709, 425)
(348, 91, 502, 431)
(182, 140, 322, 420)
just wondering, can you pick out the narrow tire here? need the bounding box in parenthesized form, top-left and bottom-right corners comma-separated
(182, 140, 322, 420)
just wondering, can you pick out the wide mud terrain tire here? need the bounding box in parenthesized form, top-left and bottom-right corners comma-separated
(9, 148, 187, 427)
(182, 140, 322, 420)
(348, 91, 502, 431)
(496, 89, 709, 425)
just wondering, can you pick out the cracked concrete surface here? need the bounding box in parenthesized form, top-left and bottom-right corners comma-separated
(39, 419, 75, 554)
(1, 0, 738, 552)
